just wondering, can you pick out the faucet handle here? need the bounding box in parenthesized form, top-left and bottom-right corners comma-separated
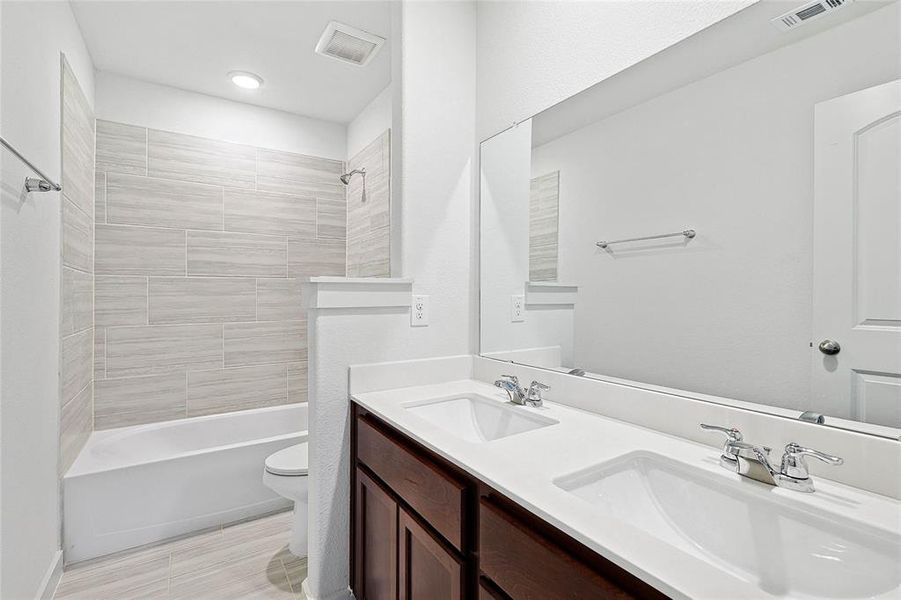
(700, 423, 743, 442)
(780, 443, 843, 480)
(499, 374, 520, 387)
(526, 381, 550, 405)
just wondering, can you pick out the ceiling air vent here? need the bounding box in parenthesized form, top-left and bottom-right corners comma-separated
(315, 21, 385, 67)
(771, 0, 853, 31)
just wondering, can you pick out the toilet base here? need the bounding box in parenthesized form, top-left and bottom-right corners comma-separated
(288, 501, 308, 558)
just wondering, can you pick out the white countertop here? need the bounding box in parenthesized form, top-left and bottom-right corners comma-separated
(352, 379, 901, 600)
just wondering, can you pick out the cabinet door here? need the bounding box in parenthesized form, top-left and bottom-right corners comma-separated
(398, 507, 463, 600)
(354, 468, 398, 600)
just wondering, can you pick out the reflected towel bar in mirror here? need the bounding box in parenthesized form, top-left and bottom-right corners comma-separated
(596, 229, 696, 249)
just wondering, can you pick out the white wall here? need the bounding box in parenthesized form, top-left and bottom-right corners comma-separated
(479, 122, 574, 365)
(346, 84, 392, 160)
(0, 2, 94, 598)
(399, 0, 476, 356)
(529, 3, 900, 410)
(305, 2, 476, 598)
(476, 0, 755, 140)
(95, 71, 347, 160)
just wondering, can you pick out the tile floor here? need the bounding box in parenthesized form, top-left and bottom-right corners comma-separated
(53, 511, 307, 599)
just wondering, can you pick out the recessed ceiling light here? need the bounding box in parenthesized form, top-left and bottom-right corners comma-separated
(229, 71, 263, 90)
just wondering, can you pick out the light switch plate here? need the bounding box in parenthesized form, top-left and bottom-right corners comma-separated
(511, 294, 525, 322)
(411, 295, 429, 327)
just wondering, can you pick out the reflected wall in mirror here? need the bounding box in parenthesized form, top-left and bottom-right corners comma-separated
(479, 0, 901, 438)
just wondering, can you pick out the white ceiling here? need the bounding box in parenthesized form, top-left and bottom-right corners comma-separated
(70, 1, 392, 124)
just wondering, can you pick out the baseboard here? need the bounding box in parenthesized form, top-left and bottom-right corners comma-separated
(301, 578, 354, 600)
(37, 550, 64, 600)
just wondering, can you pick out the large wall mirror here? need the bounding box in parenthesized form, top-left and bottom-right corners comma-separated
(479, 0, 901, 439)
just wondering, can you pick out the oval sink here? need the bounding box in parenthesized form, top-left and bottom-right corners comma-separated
(554, 452, 901, 599)
(403, 393, 558, 443)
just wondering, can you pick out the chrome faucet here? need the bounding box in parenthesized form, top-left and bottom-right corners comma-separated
(494, 375, 549, 408)
(700, 424, 843, 492)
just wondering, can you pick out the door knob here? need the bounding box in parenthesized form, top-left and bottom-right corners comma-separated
(818, 339, 841, 355)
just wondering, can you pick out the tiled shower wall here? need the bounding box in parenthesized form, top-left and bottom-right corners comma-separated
(60, 58, 96, 472)
(346, 129, 390, 277)
(93, 120, 346, 429)
(529, 171, 559, 282)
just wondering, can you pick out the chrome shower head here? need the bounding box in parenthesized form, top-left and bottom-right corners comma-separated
(339, 168, 366, 185)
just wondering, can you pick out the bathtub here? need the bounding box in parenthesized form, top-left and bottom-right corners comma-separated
(63, 403, 306, 564)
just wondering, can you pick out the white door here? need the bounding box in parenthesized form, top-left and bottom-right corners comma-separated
(811, 79, 901, 430)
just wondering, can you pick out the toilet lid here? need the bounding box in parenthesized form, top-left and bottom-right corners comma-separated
(265, 442, 309, 476)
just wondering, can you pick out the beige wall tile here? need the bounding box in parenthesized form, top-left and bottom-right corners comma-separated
(61, 329, 93, 405)
(256, 148, 344, 196)
(347, 228, 390, 278)
(224, 321, 305, 368)
(60, 59, 95, 469)
(529, 171, 559, 282)
(148, 129, 256, 189)
(62, 60, 95, 218)
(107, 173, 223, 230)
(149, 277, 256, 324)
(187, 231, 286, 277)
(95, 371, 186, 429)
(256, 278, 303, 321)
(186, 364, 287, 417)
(288, 361, 308, 404)
(62, 198, 93, 272)
(106, 324, 223, 378)
(346, 130, 390, 277)
(60, 382, 93, 474)
(62, 266, 93, 336)
(96, 120, 147, 175)
(94, 327, 106, 381)
(96, 224, 186, 276)
(316, 189, 347, 240)
(95, 171, 107, 223)
(288, 237, 345, 279)
(95, 276, 148, 327)
(224, 188, 315, 237)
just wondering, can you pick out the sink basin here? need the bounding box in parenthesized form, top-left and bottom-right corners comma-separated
(403, 393, 558, 443)
(554, 452, 901, 599)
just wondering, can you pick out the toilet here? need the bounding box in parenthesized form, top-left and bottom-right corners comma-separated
(262, 442, 309, 557)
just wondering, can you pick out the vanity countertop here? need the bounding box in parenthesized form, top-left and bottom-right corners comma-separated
(351, 379, 901, 600)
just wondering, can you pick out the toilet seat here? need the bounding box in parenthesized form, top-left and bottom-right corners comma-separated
(265, 442, 309, 476)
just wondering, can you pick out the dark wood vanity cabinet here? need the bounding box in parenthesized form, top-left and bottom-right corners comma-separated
(351, 403, 669, 600)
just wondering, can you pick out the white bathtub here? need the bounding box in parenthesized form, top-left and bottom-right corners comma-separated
(64, 403, 306, 563)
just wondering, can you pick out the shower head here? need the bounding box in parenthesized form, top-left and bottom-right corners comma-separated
(339, 168, 366, 185)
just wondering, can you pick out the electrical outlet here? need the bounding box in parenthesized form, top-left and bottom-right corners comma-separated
(411, 295, 429, 327)
(511, 294, 525, 322)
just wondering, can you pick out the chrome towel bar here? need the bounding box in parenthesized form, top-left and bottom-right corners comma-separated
(597, 228, 695, 249)
(0, 135, 62, 193)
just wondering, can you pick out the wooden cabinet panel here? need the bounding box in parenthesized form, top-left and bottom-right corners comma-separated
(479, 498, 666, 600)
(353, 468, 398, 600)
(357, 415, 467, 550)
(398, 507, 463, 600)
(478, 578, 509, 600)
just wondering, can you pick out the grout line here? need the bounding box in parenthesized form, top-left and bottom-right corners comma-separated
(280, 558, 294, 595)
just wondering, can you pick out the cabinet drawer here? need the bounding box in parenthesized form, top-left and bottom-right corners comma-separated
(479, 498, 666, 600)
(356, 415, 466, 551)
